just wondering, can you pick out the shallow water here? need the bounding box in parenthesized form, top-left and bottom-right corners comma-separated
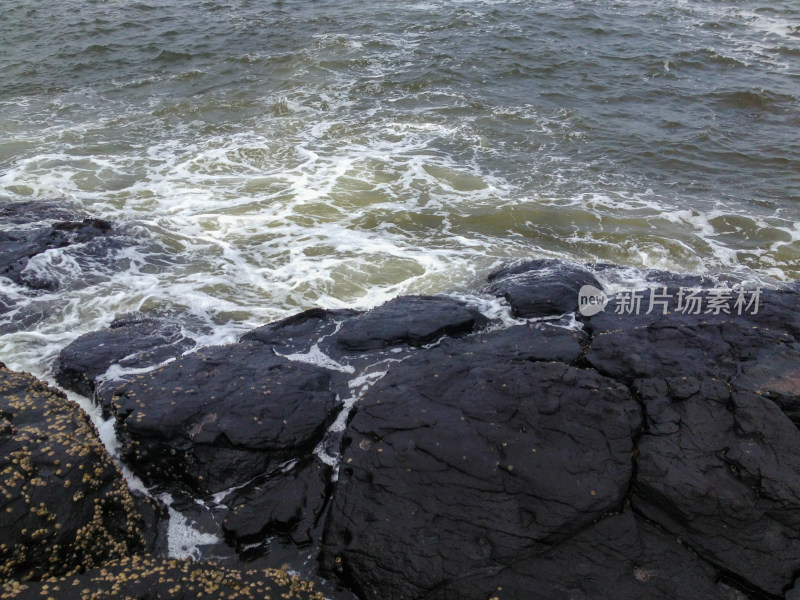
(1, 0, 799, 374)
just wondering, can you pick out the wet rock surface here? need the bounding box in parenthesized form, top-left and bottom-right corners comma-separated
(0, 364, 149, 581)
(54, 313, 195, 400)
(321, 350, 641, 600)
(8, 259, 800, 599)
(634, 378, 800, 596)
(242, 308, 361, 352)
(335, 295, 489, 351)
(0, 208, 119, 291)
(110, 341, 340, 496)
(222, 456, 332, 553)
(484, 258, 601, 318)
(427, 510, 731, 600)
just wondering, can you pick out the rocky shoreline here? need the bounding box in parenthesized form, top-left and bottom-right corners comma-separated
(3, 206, 800, 599)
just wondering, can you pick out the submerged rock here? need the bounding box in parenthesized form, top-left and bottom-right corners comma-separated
(0, 364, 149, 582)
(55, 313, 195, 400)
(110, 341, 340, 496)
(0, 215, 118, 291)
(0, 556, 325, 599)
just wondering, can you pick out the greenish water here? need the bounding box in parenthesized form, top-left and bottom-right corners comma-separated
(1, 0, 799, 373)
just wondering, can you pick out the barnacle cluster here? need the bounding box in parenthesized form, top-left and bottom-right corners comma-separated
(0, 365, 146, 581)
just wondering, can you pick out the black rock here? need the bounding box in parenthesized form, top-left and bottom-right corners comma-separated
(633, 378, 800, 596)
(585, 289, 799, 384)
(321, 346, 640, 600)
(589, 262, 720, 289)
(242, 308, 361, 352)
(223, 456, 332, 552)
(443, 321, 588, 365)
(0, 200, 79, 225)
(110, 341, 340, 496)
(0, 217, 118, 290)
(55, 314, 195, 400)
(733, 343, 800, 423)
(0, 556, 325, 599)
(0, 365, 149, 582)
(484, 259, 602, 318)
(336, 295, 489, 352)
(427, 511, 730, 600)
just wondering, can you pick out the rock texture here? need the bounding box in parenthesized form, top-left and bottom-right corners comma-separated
(222, 456, 331, 552)
(484, 259, 601, 318)
(425, 511, 733, 600)
(634, 378, 800, 596)
(0, 364, 148, 582)
(335, 295, 488, 351)
(321, 339, 641, 600)
(0, 556, 325, 600)
(55, 314, 195, 400)
(110, 341, 339, 496)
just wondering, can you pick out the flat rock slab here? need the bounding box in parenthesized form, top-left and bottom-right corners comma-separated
(443, 321, 588, 365)
(585, 290, 800, 384)
(244, 297, 488, 356)
(55, 313, 195, 400)
(110, 341, 340, 496)
(634, 377, 800, 596)
(242, 308, 361, 352)
(0, 556, 325, 600)
(483, 259, 601, 318)
(335, 295, 489, 352)
(0, 364, 147, 582)
(321, 347, 641, 600)
(428, 511, 731, 600)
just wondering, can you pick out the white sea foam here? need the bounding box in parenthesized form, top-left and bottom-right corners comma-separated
(160, 493, 220, 561)
(280, 344, 355, 374)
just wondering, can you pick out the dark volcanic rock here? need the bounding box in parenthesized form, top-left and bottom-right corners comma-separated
(321, 347, 641, 600)
(585, 289, 800, 384)
(633, 378, 800, 596)
(336, 295, 488, 351)
(111, 341, 340, 496)
(223, 456, 331, 552)
(483, 259, 602, 318)
(430, 511, 729, 600)
(0, 556, 325, 599)
(0, 364, 148, 582)
(733, 343, 800, 423)
(242, 308, 361, 352)
(55, 314, 195, 400)
(446, 321, 588, 365)
(0, 217, 117, 290)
